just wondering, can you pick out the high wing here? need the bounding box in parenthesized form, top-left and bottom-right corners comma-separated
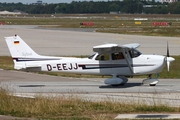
(93, 43, 140, 74)
(123, 43, 140, 49)
(93, 43, 140, 53)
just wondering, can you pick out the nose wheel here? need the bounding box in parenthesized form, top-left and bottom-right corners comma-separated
(142, 74, 159, 86)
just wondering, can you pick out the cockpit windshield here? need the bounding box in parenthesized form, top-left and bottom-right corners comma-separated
(88, 53, 96, 59)
(129, 49, 141, 58)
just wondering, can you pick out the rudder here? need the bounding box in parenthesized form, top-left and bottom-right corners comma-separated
(5, 35, 40, 70)
(5, 35, 40, 58)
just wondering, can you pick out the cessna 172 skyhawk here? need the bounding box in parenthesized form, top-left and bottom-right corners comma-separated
(5, 35, 175, 86)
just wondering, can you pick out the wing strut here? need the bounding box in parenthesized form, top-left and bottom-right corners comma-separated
(122, 49, 134, 74)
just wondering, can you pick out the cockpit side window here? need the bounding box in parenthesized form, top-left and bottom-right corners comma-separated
(95, 53, 109, 61)
(111, 52, 124, 60)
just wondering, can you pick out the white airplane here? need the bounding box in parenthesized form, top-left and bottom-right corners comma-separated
(5, 35, 175, 86)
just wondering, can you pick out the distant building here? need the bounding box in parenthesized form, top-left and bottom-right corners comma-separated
(161, 0, 178, 3)
(110, 11, 121, 14)
(13, 10, 28, 15)
(32, 0, 46, 5)
(0, 10, 27, 15)
(143, 5, 158, 8)
(36, 0, 42, 4)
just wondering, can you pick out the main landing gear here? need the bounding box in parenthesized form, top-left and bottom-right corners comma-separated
(104, 75, 128, 87)
(104, 74, 159, 87)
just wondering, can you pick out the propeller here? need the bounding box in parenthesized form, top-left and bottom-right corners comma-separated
(166, 41, 175, 71)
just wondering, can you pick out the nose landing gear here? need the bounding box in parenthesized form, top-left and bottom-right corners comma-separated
(142, 74, 159, 86)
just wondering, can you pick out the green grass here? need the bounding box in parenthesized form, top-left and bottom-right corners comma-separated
(0, 56, 14, 70)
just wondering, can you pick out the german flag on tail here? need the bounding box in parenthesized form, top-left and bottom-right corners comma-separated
(14, 41, 19, 44)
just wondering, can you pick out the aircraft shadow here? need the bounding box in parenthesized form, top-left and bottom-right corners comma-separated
(99, 82, 142, 88)
(19, 85, 45, 87)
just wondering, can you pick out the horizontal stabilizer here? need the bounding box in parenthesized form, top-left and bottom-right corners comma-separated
(26, 66, 42, 72)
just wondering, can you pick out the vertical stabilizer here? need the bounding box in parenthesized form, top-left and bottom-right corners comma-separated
(5, 35, 40, 58)
(5, 35, 41, 70)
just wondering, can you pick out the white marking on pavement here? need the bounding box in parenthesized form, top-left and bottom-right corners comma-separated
(115, 114, 180, 119)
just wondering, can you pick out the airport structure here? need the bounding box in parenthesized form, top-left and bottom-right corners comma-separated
(32, 0, 46, 5)
(161, 0, 178, 3)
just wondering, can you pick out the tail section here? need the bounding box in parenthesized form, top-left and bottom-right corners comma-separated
(5, 35, 62, 70)
(5, 35, 40, 58)
(5, 35, 42, 70)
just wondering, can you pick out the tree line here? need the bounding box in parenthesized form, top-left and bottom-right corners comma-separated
(0, 0, 180, 14)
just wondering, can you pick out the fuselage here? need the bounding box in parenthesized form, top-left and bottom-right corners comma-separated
(22, 53, 166, 76)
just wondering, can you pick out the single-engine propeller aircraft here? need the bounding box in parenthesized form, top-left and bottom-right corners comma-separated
(5, 35, 175, 86)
